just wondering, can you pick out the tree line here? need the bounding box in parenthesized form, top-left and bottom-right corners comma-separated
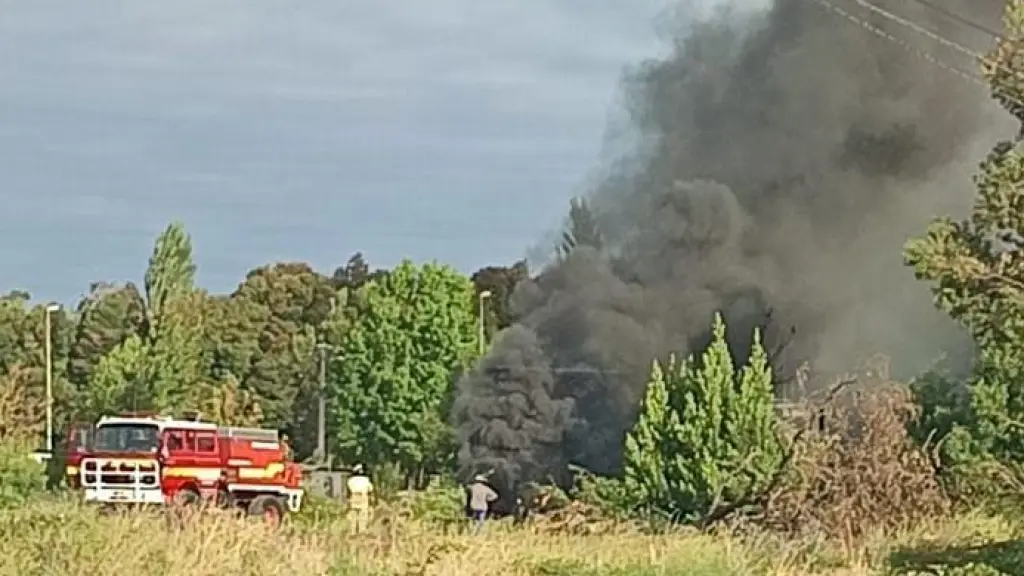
(0, 221, 531, 486)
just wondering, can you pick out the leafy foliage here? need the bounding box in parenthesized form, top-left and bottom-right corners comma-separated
(229, 262, 334, 436)
(470, 260, 529, 333)
(329, 260, 478, 482)
(82, 334, 148, 418)
(141, 223, 206, 412)
(621, 314, 783, 522)
(904, 0, 1024, 493)
(68, 283, 145, 393)
(0, 440, 46, 509)
(0, 367, 44, 444)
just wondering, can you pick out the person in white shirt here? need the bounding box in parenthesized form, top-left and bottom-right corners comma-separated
(346, 464, 374, 534)
(466, 474, 498, 535)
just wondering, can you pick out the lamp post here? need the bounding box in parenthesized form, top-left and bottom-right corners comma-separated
(315, 342, 329, 464)
(44, 303, 60, 454)
(477, 291, 492, 356)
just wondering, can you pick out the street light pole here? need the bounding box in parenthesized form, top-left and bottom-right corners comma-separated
(315, 342, 328, 464)
(44, 303, 60, 454)
(478, 291, 492, 356)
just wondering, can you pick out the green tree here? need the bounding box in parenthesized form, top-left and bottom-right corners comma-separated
(201, 294, 260, 384)
(0, 292, 33, 371)
(470, 260, 529, 333)
(904, 0, 1024, 466)
(144, 222, 197, 330)
(82, 334, 147, 417)
(0, 293, 76, 442)
(331, 252, 374, 291)
(229, 262, 335, 441)
(140, 222, 205, 411)
(622, 314, 783, 521)
(329, 260, 478, 485)
(67, 282, 145, 391)
(622, 360, 672, 511)
(292, 285, 351, 460)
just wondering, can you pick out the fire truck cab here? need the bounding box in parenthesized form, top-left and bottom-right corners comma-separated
(73, 412, 304, 523)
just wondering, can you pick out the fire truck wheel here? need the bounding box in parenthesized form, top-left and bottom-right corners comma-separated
(175, 489, 201, 506)
(247, 495, 286, 528)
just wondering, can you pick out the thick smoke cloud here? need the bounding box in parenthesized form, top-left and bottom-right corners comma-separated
(451, 325, 575, 495)
(455, 0, 1009, 490)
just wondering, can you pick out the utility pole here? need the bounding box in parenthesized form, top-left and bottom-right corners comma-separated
(44, 304, 60, 454)
(478, 290, 492, 356)
(316, 342, 328, 463)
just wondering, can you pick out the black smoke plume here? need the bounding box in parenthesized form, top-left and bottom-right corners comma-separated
(451, 325, 574, 498)
(455, 0, 1009, 489)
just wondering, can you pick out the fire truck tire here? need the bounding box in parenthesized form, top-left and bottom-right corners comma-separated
(175, 489, 201, 506)
(247, 495, 286, 528)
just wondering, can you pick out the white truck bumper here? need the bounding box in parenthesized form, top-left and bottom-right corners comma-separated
(81, 457, 164, 506)
(84, 486, 165, 505)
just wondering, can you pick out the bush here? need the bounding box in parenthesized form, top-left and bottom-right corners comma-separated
(0, 440, 47, 509)
(764, 384, 949, 546)
(380, 478, 467, 528)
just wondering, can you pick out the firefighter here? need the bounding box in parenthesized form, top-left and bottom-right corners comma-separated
(280, 433, 294, 461)
(466, 474, 498, 535)
(346, 464, 373, 534)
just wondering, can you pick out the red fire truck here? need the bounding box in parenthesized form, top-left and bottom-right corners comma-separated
(64, 412, 304, 525)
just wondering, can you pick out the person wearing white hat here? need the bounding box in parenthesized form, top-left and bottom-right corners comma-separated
(346, 464, 373, 534)
(466, 474, 498, 535)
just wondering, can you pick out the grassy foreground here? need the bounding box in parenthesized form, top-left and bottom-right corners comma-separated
(1, 497, 1023, 576)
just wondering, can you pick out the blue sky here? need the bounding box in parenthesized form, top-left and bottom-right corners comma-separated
(0, 0, 759, 304)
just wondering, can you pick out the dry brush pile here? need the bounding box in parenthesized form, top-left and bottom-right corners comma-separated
(762, 380, 949, 546)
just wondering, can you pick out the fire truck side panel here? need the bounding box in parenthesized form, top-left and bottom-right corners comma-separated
(160, 428, 224, 502)
(216, 429, 304, 512)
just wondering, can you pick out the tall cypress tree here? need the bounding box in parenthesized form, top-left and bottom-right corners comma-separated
(622, 313, 783, 521)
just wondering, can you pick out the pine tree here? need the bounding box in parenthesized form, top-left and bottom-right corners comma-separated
(622, 313, 783, 521)
(729, 328, 784, 498)
(623, 359, 672, 511)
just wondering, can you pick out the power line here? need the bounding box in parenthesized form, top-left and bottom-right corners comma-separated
(848, 0, 988, 64)
(805, 0, 1024, 133)
(904, 0, 1003, 40)
(806, 0, 981, 84)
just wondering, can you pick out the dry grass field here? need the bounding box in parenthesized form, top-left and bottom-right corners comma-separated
(1, 495, 1022, 576)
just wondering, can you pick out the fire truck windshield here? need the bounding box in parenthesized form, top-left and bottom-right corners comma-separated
(93, 423, 160, 453)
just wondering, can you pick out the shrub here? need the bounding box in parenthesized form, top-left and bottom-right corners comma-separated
(764, 384, 949, 546)
(0, 440, 46, 509)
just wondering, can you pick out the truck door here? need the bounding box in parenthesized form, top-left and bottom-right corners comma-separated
(65, 423, 93, 488)
(160, 429, 222, 495)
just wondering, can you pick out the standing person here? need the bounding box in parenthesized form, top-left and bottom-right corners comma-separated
(346, 464, 374, 534)
(280, 433, 294, 461)
(466, 474, 498, 535)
